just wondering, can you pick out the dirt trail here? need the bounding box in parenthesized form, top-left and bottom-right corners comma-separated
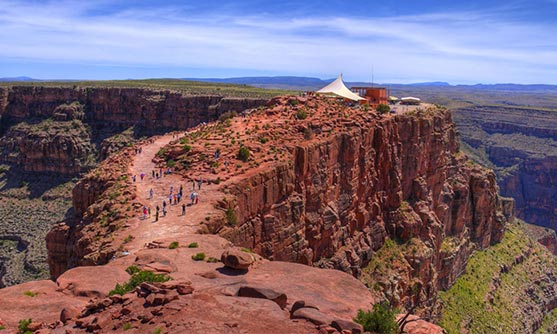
(122, 133, 223, 253)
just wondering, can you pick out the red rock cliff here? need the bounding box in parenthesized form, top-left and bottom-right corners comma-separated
(204, 97, 509, 310)
(0, 86, 266, 174)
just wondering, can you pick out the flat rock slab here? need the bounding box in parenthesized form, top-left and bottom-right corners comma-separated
(238, 285, 288, 309)
(57, 266, 130, 298)
(396, 314, 445, 334)
(291, 307, 333, 325)
(331, 319, 363, 334)
(0, 280, 88, 329)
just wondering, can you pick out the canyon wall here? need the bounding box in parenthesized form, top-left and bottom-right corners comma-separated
(0, 86, 266, 174)
(208, 99, 509, 310)
(45, 96, 509, 315)
(454, 105, 557, 230)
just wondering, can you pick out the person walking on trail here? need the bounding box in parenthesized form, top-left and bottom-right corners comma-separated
(148, 207, 151, 217)
(168, 194, 172, 203)
(163, 200, 167, 211)
(163, 206, 167, 217)
(179, 185, 183, 195)
(155, 206, 160, 222)
(152, 170, 155, 178)
(190, 192, 195, 205)
(177, 193, 181, 203)
(197, 179, 202, 190)
(149, 188, 153, 199)
(142, 206, 147, 220)
(170, 186, 173, 195)
(182, 203, 186, 216)
(132, 175, 136, 182)
(195, 192, 199, 204)
(192, 179, 195, 190)
(140, 173, 145, 181)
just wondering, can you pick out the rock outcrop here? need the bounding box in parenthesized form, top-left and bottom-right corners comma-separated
(0, 86, 266, 175)
(180, 97, 508, 311)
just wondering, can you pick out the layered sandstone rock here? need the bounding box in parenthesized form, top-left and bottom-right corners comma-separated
(190, 97, 508, 311)
(0, 86, 266, 175)
(453, 105, 557, 231)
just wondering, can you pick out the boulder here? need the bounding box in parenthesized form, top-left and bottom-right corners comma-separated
(60, 306, 82, 323)
(331, 319, 363, 334)
(291, 300, 320, 313)
(237, 286, 287, 309)
(221, 248, 254, 270)
(291, 307, 333, 325)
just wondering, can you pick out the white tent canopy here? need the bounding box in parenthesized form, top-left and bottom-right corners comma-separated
(316, 75, 366, 101)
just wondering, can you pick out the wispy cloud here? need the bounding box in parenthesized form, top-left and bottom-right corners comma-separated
(0, 0, 556, 83)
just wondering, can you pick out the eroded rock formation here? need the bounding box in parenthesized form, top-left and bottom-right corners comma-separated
(0, 86, 266, 175)
(454, 105, 557, 231)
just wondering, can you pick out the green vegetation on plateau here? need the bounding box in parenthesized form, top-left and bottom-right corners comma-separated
(0, 79, 293, 99)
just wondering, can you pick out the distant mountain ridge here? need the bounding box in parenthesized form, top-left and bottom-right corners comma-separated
(0, 76, 38, 82)
(2, 76, 557, 92)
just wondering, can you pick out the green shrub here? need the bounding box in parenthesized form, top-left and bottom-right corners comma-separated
(168, 241, 179, 249)
(354, 302, 398, 334)
(23, 291, 37, 297)
(225, 208, 237, 226)
(125, 265, 140, 275)
(296, 110, 308, 120)
(183, 144, 191, 152)
(123, 323, 132, 331)
(259, 136, 269, 144)
(153, 327, 162, 334)
(241, 247, 254, 253)
(167, 159, 176, 168)
(219, 111, 238, 122)
(237, 146, 250, 162)
(0, 324, 5, 330)
(207, 257, 219, 263)
(109, 270, 171, 296)
(188, 242, 199, 248)
(123, 235, 133, 244)
(192, 252, 206, 261)
(376, 104, 391, 114)
(18, 318, 32, 334)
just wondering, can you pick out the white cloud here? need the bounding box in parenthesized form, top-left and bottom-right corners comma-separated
(0, 0, 555, 83)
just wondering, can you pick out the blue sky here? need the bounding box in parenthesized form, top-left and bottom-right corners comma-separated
(1, 0, 557, 84)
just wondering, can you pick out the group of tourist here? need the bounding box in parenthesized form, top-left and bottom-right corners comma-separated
(135, 167, 205, 223)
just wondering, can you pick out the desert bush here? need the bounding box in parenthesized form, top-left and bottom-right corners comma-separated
(376, 104, 391, 114)
(296, 110, 308, 119)
(23, 291, 37, 297)
(18, 318, 32, 334)
(168, 241, 179, 249)
(188, 242, 199, 248)
(226, 208, 237, 225)
(354, 302, 398, 334)
(192, 252, 206, 261)
(125, 265, 140, 275)
(109, 270, 171, 296)
(237, 146, 250, 162)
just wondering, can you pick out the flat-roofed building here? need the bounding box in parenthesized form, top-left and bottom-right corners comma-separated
(350, 87, 388, 107)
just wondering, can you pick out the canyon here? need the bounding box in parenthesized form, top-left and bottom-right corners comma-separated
(453, 105, 557, 231)
(42, 94, 515, 331)
(0, 84, 556, 333)
(0, 85, 267, 287)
